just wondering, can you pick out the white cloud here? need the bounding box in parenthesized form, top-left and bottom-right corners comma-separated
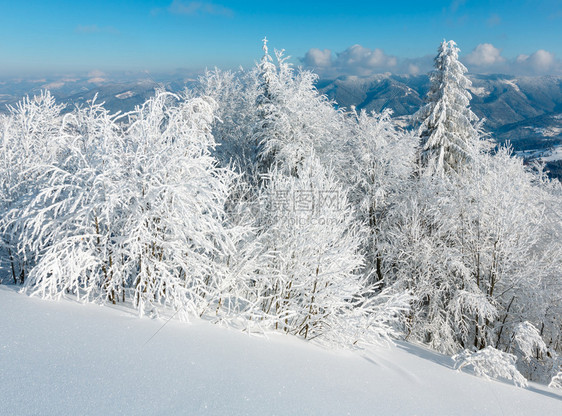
(303, 48, 332, 68)
(168, 1, 233, 17)
(515, 50, 557, 74)
(527, 50, 555, 71)
(301, 44, 399, 77)
(302, 43, 561, 78)
(338, 45, 397, 71)
(516, 54, 529, 64)
(464, 46, 559, 76)
(465, 43, 505, 66)
(41, 81, 65, 89)
(302, 44, 435, 77)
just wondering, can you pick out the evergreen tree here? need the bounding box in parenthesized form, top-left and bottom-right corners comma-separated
(254, 37, 282, 176)
(416, 40, 482, 176)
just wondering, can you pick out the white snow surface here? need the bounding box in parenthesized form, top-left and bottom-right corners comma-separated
(542, 145, 562, 162)
(115, 90, 135, 99)
(468, 85, 490, 97)
(0, 285, 560, 416)
(500, 78, 522, 93)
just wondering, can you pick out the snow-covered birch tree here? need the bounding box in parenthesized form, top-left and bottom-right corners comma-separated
(112, 92, 238, 319)
(346, 108, 417, 284)
(0, 91, 67, 285)
(253, 155, 365, 341)
(15, 96, 124, 301)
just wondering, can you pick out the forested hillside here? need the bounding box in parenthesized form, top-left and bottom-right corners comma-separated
(1, 39, 561, 389)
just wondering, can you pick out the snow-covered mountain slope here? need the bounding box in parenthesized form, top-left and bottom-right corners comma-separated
(317, 74, 562, 179)
(1, 285, 560, 415)
(317, 74, 562, 130)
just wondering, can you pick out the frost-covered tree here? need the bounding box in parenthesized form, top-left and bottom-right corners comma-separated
(346, 108, 417, 283)
(415, 40, 482, 176)
(3, 91, 248, 321)
(458, 152, 561, 357)
(105, 92, 239, 318)
(198, 39, 349, 184)
(197, 67, 260, 181)
(380, 174, 477, 351)
(11, 96, 123, 301)
(251, 39, 348, 178)
(0, 91, 67, 284)
(453, 346, 528, 387)
(252, 155, 365, 340)
(252, 37, 287, 175)
(382, 143, 562, 373)
(246, 155, 408, 344)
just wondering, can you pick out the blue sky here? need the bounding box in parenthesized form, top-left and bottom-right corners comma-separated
(0, 0, 561, 76)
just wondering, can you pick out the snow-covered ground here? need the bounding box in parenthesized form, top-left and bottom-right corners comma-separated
(542, 145, 562, 162)
(0, 285, 560, 415)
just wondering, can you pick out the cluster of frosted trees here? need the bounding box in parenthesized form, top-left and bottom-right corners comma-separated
(1, 39, 561, 386)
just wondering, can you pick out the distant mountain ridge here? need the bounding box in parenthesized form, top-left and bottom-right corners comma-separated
(317, 73, 562, 126)
(1, 73, 561, 178)
(317, 74, 562, 179)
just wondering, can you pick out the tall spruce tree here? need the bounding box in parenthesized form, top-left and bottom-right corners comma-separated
(254, 37, 281, 176)
(416, 40, 481, 176)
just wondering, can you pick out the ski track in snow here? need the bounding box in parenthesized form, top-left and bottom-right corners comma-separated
(0, 285, 560, 416)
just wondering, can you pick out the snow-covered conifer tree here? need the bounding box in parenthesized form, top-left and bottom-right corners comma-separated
(415, 40, 482, 176)
(252, 37, 282, 175)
